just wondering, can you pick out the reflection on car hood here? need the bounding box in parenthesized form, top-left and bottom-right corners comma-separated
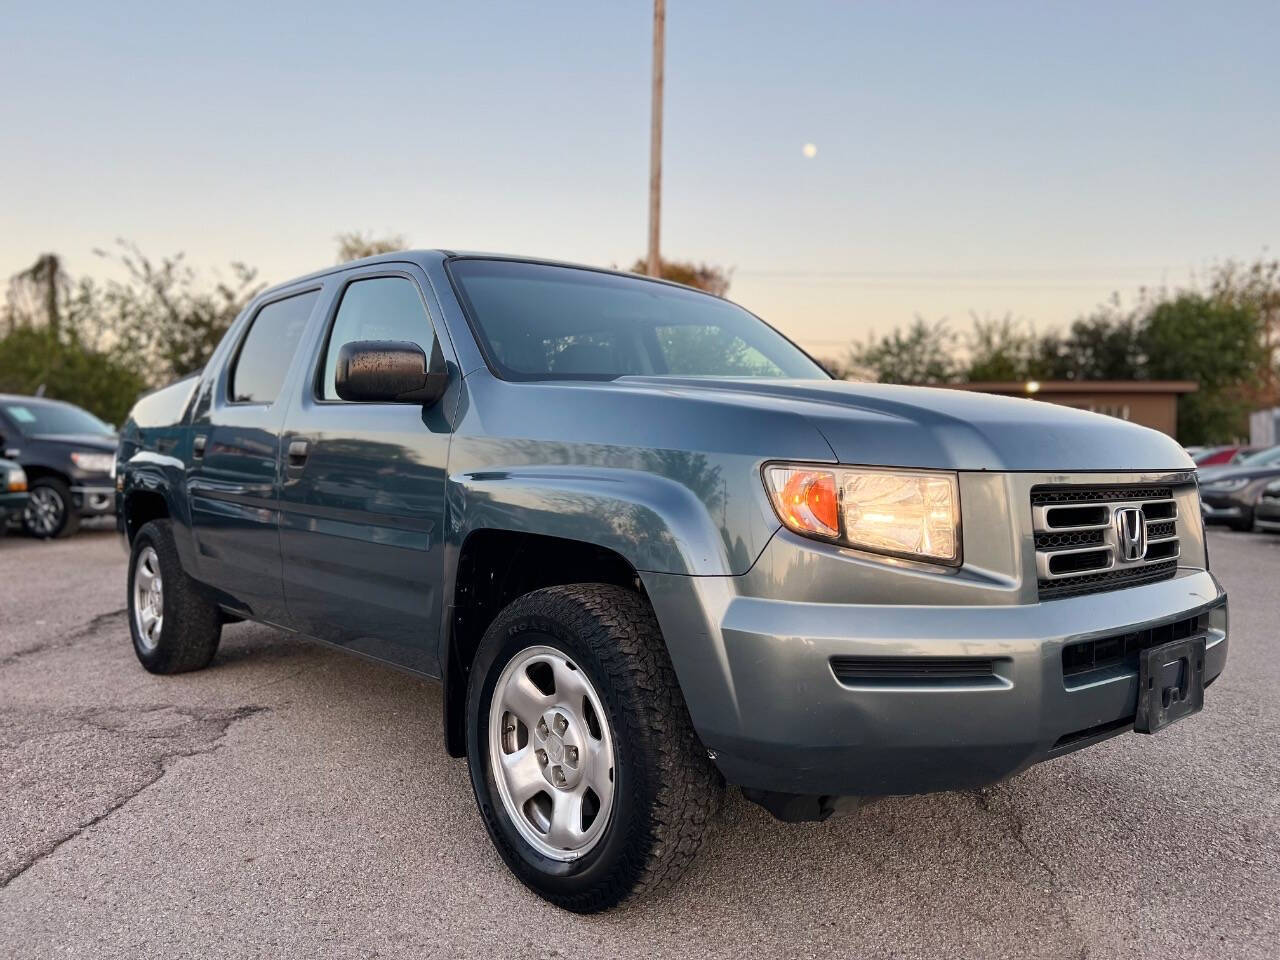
(612, 377, 1192, 471)
(30, 433, 118, 451)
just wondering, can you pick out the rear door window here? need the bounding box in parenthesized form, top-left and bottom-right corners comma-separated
(230, 290, 319, 404)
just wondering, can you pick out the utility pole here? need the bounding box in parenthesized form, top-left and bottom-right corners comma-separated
(647, 0, 665, 277)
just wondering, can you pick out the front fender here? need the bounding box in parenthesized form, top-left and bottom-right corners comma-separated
(448, 465, 739, 576)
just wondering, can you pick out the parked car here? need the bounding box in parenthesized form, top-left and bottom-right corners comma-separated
(0, 394, 118, 538)
(0, 457, 29, 536)
(1198, 445, 1280, 530)
(115, 252, 1229, 912)
(1192, 445, 1258, 467)
(1255, 479, 1280, 532)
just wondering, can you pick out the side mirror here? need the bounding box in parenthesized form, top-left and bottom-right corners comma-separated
(335, 339, 449, 405)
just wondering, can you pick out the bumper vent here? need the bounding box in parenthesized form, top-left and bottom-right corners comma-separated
(830, 656, 999, 688)
(1031, 484, 1181, 601)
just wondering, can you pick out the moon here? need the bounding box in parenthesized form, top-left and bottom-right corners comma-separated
(802, 143, 818, 159)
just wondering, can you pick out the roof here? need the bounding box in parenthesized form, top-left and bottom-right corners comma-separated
(256, 249, 713, 301)
(952, 380, 1199, 395)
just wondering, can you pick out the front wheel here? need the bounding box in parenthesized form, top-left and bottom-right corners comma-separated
(23, 477, 79, 539)
(466, 584, 722, 913)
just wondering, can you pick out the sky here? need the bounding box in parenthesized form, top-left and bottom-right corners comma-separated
(2, 0, 1277, 357)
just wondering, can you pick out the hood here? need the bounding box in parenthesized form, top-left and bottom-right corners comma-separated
(31, 433, 118, 452)
(1199, 463, 1280, 485)
(611, 377, 1192, 472)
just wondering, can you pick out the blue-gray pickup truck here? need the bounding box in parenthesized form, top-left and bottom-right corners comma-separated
(115, 251, 1228, 912)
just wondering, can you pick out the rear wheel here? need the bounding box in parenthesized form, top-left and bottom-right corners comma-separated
(128, 520, 222, 673)
(23, 477, 78, 539)
(466, 584, 722, 913)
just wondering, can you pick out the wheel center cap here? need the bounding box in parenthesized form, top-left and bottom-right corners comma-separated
(545, 733, 565, 762)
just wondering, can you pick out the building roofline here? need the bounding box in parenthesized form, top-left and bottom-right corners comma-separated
(952, 380, 1199, 395)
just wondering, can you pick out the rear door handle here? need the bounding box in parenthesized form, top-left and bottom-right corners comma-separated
(287, 439, 309, 469)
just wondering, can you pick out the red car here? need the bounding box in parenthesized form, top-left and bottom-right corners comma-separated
(1193, 445, 1258, 467)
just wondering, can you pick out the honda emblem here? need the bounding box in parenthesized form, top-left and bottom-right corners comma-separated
(1114, 507, 1146, 562)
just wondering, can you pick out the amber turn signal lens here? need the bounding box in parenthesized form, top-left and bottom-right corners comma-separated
(767, 467, 840, 538)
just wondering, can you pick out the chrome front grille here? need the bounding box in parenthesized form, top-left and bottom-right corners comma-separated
(1031, 484, 1181, 600)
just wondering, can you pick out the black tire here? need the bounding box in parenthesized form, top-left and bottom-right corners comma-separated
(465, 584, 722, 913)
(1228, 510, 1254, 532)
(127, 519, 222, 674)
(23, 476, 79, 539)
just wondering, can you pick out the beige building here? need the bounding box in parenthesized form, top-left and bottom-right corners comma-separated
(951, 380, 1198, 438)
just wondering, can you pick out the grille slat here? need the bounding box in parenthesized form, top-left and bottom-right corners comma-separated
(1035, 529, 1105, 550)
(1032, 483, 1182, 601)
(1038, 560, 1178, 600)
(1030, 485, 1173, 506)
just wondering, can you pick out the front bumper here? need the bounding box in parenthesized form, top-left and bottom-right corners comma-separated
(644, 469, 1225, 799)
(1, 490, 29, 521)
(71, 483, 115, 517)
(1200, 481, 1270, 524)
(645, 471, 1223, 798)
(687, 571, 1226, 796)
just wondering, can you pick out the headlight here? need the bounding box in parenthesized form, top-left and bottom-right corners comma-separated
(1203, 477, 1249, 492)
(5, 467, 26, 492)
(70, 452, 115, 474)
(764, 464, 961, 565)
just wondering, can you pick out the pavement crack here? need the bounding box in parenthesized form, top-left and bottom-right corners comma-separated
(0, 607, 127, 668)
(971, 785, 1090, 959)
(0, 704, 267, 889)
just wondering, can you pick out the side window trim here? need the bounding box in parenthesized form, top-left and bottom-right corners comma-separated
(226, 285, 323, 407)
(312, 270, 442, 405)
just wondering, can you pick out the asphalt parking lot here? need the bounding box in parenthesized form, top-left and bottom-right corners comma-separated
(1, 527, 1277, 959)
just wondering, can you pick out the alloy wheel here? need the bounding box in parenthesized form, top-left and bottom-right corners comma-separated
(488, 644, 616, 861)
(133, 546, 164, 650)
(25, 486, 64, 537)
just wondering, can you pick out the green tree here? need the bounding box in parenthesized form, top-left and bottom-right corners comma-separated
(1140, 293, 1263, 443)
(0, 254, 149, 424)
(845, 317, 958, 384)
(965, 314, 1041, 381)
(628, 258, 732, 296)
(94, 241, 264, 379)
(1038, 308, 1144, 381)
(336, 231, 407, 263)
(0, 325, 148, 427)
(1207, 256, 1280, 406)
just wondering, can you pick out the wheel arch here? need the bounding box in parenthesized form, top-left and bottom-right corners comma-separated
(20, 464, 72, 487)
(441, 527, 646, 758)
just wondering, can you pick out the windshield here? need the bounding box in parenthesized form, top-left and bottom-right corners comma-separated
(448, 259, 829, 381)
(1237, 445, 1280, 467)
(2, 401, 114, 437)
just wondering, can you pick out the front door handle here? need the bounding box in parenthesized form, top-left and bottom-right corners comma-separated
(287, 439, 309, 470)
